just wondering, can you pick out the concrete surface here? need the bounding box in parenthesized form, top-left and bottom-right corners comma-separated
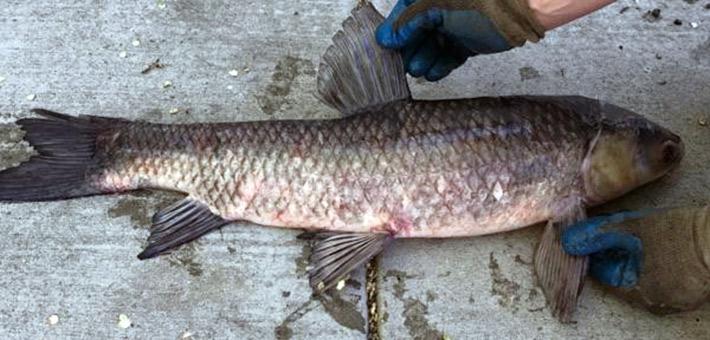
(0, 0, 707, 339)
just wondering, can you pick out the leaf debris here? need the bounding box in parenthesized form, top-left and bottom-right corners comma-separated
(141, 58, 167, 74)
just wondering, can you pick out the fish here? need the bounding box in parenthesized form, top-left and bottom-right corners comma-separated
(0, 2, 683, 322)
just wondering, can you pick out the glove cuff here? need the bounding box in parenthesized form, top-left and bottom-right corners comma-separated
(477, 0, 546, 47)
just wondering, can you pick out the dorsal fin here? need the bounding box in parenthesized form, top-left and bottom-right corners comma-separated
(316, 1, 411, 115)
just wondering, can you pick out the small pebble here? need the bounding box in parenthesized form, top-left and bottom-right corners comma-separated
(48, 314, 59, 325)
(157, 0, 166, 9)
(699, 118, 707, 126)
(243, 67, 250, 73)
(168, 108, 179, 114)
(132, 39, 141, 47)
(119, 51, 127, 58)
(227, 85, 234, 90)
(162, 80, 173, 88)
(674, 19, 683, 25)
(643, 8, 662, 22)
(690, 22, 699, 28)
(26, 94, 36, 101)
(181, 331, 194, 339)
(228, 69, 239, 77)
(336, 279, 346, 290)
(0, 76, 6, 83)
(117, 314, 132, 329)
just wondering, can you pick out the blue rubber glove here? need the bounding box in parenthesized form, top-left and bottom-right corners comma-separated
(562, 210, 655, 288)
(375, 0, 544, 81)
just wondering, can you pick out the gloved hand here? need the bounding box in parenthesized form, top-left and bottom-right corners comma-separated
(562, 210, 650, 288)
(375, 0, 545, 81)
(562, 206, 710, 314)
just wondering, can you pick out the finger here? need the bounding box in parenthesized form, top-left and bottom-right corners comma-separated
(589, 249, 641, 287)
(424, 48, 468, 81)
(564, 230, 642, 257)
(407, 36, 440, 77)
(402, 34, 427, 66)
(376, 8, 444, 49)
(561, 210, 653, 256)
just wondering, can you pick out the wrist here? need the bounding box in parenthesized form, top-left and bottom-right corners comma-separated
(527, 0, 616, 30)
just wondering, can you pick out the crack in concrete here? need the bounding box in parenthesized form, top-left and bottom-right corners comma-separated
(366, 256, 380, 340)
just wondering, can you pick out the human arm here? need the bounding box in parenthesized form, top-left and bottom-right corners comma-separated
(375, 0, 616, 80)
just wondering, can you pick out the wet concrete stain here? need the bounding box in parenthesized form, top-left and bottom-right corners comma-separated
(275, 298, 319, 340)
(519, 66, 541, 81)
(108, 196, 152, 227)
(527, 288, 539, 302)
(274, 290, 366, 339)
(294, 241, 312, 276)
(0, 123, 33, 170)
(402, 299, 444, 340)
(488, 252, 521, 309)
(256, 56, 315, 115)
(691, 37, 710, 66)
(317, 291, 366, 333)
(383, 270, 444, 340)
(167, 241, 204, 277)
(108, 191, 184, 229)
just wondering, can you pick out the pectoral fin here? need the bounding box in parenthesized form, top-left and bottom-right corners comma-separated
(137, 197, 229, 259)
(534, 199, 589, 323)
(301, 232, 392, 294)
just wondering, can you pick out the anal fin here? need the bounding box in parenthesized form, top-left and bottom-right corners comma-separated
(535, 199, 589, 322)
(302, 232, 392, 293)
(137, 197, 229, 259)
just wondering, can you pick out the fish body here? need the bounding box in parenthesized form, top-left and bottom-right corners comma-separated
(94, 97, 593, 238)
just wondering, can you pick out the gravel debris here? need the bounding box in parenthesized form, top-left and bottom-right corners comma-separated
(48, 314, 59, 325)
(119, 51, 127, 58)
(132, 39, 141, 47)
(162, 80, 173, 88)
(643, 8, 662, 22)
(26, 94, 36, 101)
(228, 69, 239, 77)
(117, 314, 131, 329)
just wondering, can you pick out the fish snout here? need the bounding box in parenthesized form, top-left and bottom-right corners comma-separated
(660, 134, 684, 167)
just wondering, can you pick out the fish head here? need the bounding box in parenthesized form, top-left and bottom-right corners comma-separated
(582, 102, 684, 205)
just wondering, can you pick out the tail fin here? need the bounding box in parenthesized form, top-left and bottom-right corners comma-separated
(0, 109, 125, 202)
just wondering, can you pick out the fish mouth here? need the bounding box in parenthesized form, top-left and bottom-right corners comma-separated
(661, 135, 684, 168)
